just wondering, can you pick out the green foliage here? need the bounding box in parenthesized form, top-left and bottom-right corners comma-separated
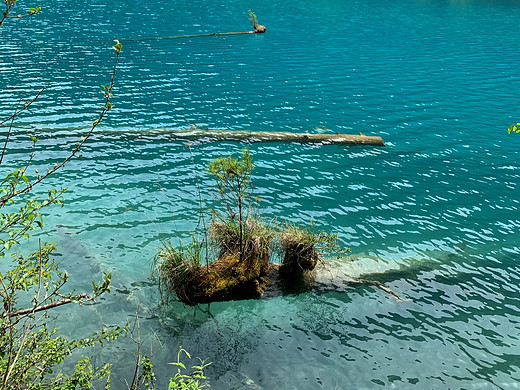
(2, 3, 210, 388)
(54, 357, 113, 390)
(248, 10, 259, 28)
(138, 355, 156, 389)
(508, 123, 520, 134)
(168, 348, 210, 390)
(208, 147, 254, 219)
(208, 148, 259, 262)
(0, 1, 125, 388)
(113, 39, 123, 55)
(0, 325, 123, 390)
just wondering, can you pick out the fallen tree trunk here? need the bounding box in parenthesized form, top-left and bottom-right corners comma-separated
(165, 128, 386, 146)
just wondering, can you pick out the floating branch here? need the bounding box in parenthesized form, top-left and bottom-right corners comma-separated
(165, 128, 385, 146)
(129, 11, 266, 41)
(136, 31, 260, 40)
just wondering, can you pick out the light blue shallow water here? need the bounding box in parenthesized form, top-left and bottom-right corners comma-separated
(2, 0, 520, 388)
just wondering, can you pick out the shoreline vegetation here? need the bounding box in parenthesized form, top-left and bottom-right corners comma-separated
(153, 149, 402, 306)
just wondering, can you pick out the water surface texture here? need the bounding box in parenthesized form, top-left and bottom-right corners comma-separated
(1, 0, 520, 388)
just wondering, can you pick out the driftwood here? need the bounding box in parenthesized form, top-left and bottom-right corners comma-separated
(164, 128, 385, 146)
(131, 30, 264, 42)
(164, 31, 262, 39)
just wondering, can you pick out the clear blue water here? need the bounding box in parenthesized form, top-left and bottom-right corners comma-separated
(2, 0, 520, 388)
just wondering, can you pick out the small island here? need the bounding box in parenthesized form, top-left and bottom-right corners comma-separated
(153, 149, 398, 306)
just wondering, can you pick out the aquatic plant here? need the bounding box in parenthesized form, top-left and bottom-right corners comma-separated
(154, 227, 272, 305)
(210, 216, 275, 274)
(248, 9, 266, 33)
(154, 148, 357, 304)
(155, 150, 277, 305)
(208, 148, 275, 279)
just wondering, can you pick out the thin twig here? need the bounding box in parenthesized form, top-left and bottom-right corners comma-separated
(0, 88, 45, 128)
(128, 312, 141, 390)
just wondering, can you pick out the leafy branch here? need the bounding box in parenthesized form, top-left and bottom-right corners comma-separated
(1, 1, 41, 26)
(168, 347, 210, 390)
(0, 3, 124, 385)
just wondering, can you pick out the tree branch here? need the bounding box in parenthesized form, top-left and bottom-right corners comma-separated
(0, 88, 45, 128)
(3, 293, 89, 318)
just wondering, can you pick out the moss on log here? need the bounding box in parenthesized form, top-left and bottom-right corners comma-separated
(166, 128, 385, 146)
(172, 253, 270, 306)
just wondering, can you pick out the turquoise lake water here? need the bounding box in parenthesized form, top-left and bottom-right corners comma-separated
(2, 0, 520, 388)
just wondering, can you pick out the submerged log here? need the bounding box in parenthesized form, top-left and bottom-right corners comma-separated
(171, 257, 404, 306)
(167, 128, 386, 146)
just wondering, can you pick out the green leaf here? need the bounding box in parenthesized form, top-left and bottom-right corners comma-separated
(113, 40, 122, 54)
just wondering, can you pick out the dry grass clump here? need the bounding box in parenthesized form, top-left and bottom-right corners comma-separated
(278, 224, 320, 276)
(155, 218, 275, 306)
(154, 238, 204, 304)
(210, 217, 274, 274)
(278, 223, 348, 277)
